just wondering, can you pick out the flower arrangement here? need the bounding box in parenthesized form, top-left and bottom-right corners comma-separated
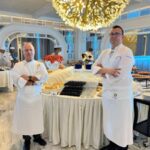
(44, 54, 63, 63)
(82, 53, 93, 65)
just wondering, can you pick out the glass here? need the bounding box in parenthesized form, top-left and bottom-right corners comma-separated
(110, 32, 122, 36)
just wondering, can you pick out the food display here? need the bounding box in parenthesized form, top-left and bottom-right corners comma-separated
(60, 81, 86, 97)
(42, 67, 144, 98)
(47, 70, 53, 73)
(42, 67, 102, 98)
(42, 82, 64, 93)
(96, 83, 103, 97)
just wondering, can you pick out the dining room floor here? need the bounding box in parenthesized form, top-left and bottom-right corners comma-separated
(0, 88, 150, 150)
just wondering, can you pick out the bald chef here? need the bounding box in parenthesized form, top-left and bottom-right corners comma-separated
(11, 42, 48, 150)
(93, 25, 134, 150)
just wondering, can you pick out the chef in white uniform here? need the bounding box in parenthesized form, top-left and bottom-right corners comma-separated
(11, 42, 48, 150)
(93, 25, 134, 150)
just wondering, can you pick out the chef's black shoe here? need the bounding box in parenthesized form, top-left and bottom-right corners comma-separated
(33, 137, 47, 146)
(100, 144, 113, 150)
(23, 140, 30, 150)
(114, 145, 128, 150)
(100, 141, 116, 150)
(100, 145, 110, 150)
(33, 134, 47, 146)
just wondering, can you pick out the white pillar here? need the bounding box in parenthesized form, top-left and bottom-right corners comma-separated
(16, 36, 22, 61)
(74, 29, 86, 61)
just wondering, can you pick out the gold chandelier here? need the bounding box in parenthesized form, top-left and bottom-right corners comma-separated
(52, 0, 129, 31)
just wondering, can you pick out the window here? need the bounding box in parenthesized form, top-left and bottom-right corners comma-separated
(120, 7, 150, 21)
(140, 8, 150, 16)
(127, 11, 139, 19)
(121, 14, 127, 20)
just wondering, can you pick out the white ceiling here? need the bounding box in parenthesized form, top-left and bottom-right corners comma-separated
(0, 0, 59, 20)
(0, 0, 149, 21)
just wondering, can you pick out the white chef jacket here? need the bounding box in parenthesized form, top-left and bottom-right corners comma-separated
(11, 60, 48, 135)
(93, 44, 135, 147)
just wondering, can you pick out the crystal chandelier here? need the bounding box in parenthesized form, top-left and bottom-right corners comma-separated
(52, 0, 129, 31)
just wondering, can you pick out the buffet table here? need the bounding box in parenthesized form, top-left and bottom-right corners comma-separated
(42, 94, 103, 150)
(0, 70, 13, 92)
(42, 67, 103, 149)
(132, 72, 150, 88)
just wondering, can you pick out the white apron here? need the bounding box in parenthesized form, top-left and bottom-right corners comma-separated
(11, 60, 48, 135)
(93, 44, 134, 147)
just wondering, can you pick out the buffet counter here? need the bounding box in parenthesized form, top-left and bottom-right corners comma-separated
(42, 67, 103, 149)
(43, 94, 103, 149)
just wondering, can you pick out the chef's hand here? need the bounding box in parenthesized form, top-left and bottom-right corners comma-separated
(96, 64, 106, 78)
(96, 64, 103, 68)
(30, 76, 39, 82)
(26, 81, 34, 86)
(108, 68, 121, 77)
(21, 75, 29, 81)
(101, 73, 106, 78)
(100, 68, 121, 77)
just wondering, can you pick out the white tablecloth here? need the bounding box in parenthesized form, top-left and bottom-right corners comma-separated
(0, 70, 13, 92)
(42, 94, 103, 149)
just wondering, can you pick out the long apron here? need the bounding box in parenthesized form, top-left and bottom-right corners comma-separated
(102, 87, 133, 147)
(101, 49, 133, 146)
(12, 85, 44, 135)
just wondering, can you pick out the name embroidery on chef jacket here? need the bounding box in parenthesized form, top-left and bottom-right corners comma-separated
(126, 56, 132, 59)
